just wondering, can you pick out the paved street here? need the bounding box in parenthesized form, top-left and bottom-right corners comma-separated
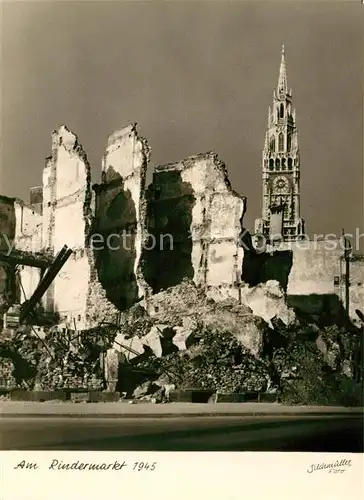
(1, 413, 362, 451)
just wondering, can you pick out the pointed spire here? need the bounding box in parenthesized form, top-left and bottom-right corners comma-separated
(277, 44, 288, 96)
(268, 105, 271, 125)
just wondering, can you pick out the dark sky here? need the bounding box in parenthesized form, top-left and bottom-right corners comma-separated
(1, 0, 363, 238)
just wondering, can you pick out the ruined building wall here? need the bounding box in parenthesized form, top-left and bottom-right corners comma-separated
(348, 257, 364, 325)
(0, 196, 42, 310)
(145, 153, 246, 293)
(286, 241, 343, 296)
(0, 196, 16, 313)
(13, 200, 42, 303)
(41, 126, 93, 329)
(2, 126, 249, 326)
(41, 156, 55, 313)
(92, 124, 151, 312)
(6, 122, 361, 332)
(258, 240, 364, 326)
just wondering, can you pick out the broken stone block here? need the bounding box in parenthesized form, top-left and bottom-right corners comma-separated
(141, 326, 163, 358)
(162, 383, 175, 401)
(141, 324, 178, 357)
(113, 333, 145, 360)
(154, 373, 169, 386)
(315, 335, 341, 370)
(132, 380, 159, 399)
(172, 326, 193, 351)
(341, 360, 353, 378)
(241, 280, 296, 327)
(198, 308, 265, 357)
(230, 315, 266, 358)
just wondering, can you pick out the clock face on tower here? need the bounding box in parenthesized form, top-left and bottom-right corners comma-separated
(273, 175, 289, 194)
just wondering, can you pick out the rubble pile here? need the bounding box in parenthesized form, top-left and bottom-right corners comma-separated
(267, 322, 363, 406)
(0, 358, 16, 388)
(0, 326, 116, 390)
(139, 279, 265, 357)
(118, 282, 363, 406)
(0, 279, 362, 406)
(0, 328, 39, 388)
(136, 326, 271, 394)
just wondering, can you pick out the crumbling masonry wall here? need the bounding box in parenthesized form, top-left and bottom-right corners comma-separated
(92, 124, 151, 312)
(41, 126, 118, 328)
(41, 126, 92, 327)
(286, 241, 364, 326)
(144, 153, 246, 293)
(0, 196, 42, 312)
(242, 239, 364, 327)
(0, 196, 16, 313)
(2, 122, 363, 334)
(348, 256, 364, 325)
(13, 200, 42, 304)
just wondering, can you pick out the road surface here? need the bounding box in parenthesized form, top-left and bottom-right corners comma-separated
(1, 414, 362, 451)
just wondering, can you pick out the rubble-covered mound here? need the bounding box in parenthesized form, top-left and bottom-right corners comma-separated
(136, 326, 271, 394)
(0, 326, 116, 390)
(268, 323, 363, 406)
(0, 328, 40, 388)
(136, 279, 263, 357)
(0, 280, 362, 407)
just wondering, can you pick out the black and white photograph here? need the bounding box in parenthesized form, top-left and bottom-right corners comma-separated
(0, 1, 363, 494)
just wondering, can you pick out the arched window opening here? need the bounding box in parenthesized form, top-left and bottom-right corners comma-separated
(280, 103, 284, 118)
(287, 134, 291, 151)
(288, 158, 293, 169)
(269, 159, 274, 170)
(275, 158, 280, 170)
(270, 137, 275, 152)
(278, 133, 284, 152)
(282, 158, 286, 170)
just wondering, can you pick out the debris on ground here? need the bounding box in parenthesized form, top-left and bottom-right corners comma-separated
(0, 279, 362, 406)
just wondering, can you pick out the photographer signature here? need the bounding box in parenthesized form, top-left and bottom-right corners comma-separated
(307, 459, 352, 474)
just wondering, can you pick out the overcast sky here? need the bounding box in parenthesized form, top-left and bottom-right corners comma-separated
(1, 0, 362, 238)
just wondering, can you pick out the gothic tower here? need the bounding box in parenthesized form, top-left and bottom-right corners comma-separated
(254, 46, 305, 243)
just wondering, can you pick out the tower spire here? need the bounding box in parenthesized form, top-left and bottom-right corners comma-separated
(254, 43, 305, 243)
(277, 44, 287, 95)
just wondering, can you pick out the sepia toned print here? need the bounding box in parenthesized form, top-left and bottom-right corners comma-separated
(0, 1, 362, 458)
